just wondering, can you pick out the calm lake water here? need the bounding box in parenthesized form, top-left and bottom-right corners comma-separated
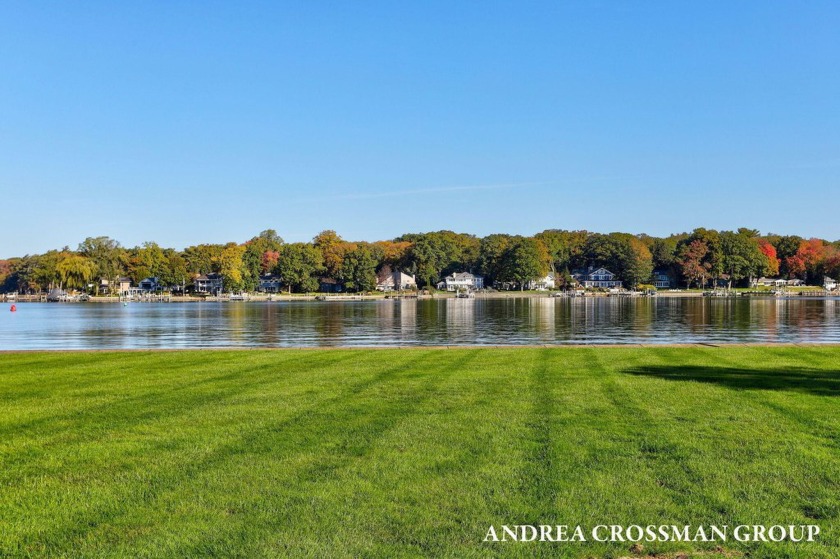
(2, 298, 840, 350)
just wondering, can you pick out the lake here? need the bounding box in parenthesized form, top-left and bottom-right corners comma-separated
(2, 297, 840, 350)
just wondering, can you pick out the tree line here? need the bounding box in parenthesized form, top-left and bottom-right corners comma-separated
(1, 228, 839, 294)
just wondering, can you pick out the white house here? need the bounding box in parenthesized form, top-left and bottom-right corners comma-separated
(825, 277, 838, 291)
(787, 278, 805, 287)
(376, 268, 417, 291)
(525, 273, 555, 291)
(573, 267, 622, 289)
(437, 272, 484, 291)
(258, 273, 282, 293)
(195, 273, 223, 295)
(753, 277, 788, 288)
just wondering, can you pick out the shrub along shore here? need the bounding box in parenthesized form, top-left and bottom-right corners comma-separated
(1, 346, 838, 558)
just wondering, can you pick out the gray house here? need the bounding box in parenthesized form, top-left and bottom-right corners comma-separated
(195, 273, 223, 295)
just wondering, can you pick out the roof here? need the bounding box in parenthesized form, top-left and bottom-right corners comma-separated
(448, 272, 480, 280)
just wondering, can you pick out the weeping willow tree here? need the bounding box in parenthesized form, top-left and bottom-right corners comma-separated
(57, 253, 97, 290)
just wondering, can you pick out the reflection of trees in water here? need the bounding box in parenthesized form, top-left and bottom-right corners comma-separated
(257, 303, 281, 346)
(225, 303, 247, 344)
(16, 297, 840, 349)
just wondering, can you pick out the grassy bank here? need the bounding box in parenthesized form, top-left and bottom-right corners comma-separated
(1, 347, 838, 558)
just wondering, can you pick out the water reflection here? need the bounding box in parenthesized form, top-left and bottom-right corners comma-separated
(0, 298, 838, 350)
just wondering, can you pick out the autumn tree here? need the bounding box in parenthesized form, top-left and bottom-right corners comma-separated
(242, 230, 285, 291)
(219, 243, 246, 291)
(785, 238, 826, 283)
(757, 239, 780, 277)
(678, 239, 711, 289)
(772, 235, 803, 278)
(313, 230, 349, 280)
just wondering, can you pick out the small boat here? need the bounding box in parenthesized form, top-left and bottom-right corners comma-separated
(46, 289, 68, 302)
(228, 292, 249, 301)
(455, 290, 475, 299)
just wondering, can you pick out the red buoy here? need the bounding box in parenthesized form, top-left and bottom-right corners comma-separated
(10, 305, 16, 312)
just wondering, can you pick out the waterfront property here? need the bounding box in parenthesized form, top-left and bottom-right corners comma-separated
(138, 277, 161, 292)
(376, 268, 417, 291)
(99, 276, 132, 296)
(652, 269, 672, 288)
(753, 276, 788, 288)
(524, 272, 555, 290)
(194, 273, 224, 295)
(258, 273, 283, 293)
(826, 276, 838, 291)
(0, 346, 837, 558)
(573, 267, 622, 289)
(437, 271, 484, 291)
(318, 277, 343, 293)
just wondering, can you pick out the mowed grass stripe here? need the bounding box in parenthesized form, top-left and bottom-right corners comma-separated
(0, 347, 838, 558)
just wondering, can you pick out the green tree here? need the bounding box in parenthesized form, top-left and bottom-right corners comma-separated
(56, 253, 97, 290)
(534, 230, 588, 272)
(499, 238, 550, 290)
(341, 243, 379, 292)
(478, 234, 515, 285)
(78, 236, 124, 294)
(183, 244, 225, 275)
(720, 230, 769, 288)
(275, 243, 324, 293)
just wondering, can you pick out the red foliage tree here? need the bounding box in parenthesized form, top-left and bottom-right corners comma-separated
(678, 239, 712, 289)
(757, 239, 779, 276)
(261, 250, 280, 274)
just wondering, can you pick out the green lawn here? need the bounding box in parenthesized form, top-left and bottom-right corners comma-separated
(1, 347, 838, 558)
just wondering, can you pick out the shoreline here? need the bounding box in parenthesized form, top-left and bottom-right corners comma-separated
(5, 290, 832, 303)
(2, 342, 839, 354)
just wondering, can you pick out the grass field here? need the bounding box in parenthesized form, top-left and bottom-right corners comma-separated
(1, 347, 838, 558)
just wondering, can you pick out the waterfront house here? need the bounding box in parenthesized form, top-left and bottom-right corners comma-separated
(573, 267, 622, 289)
(258, 273, 282, 293)
(652, 270, 672, 289)
(376, 268, 417, 291)
(787, 278, 805, 287)
(825, 277, 838, 291)
(99, 277, 132, 296)
(437, 272, 484, 291)
(319, 277, 343, 293)
(194, 273, 223, 295)
(138, 277, 161, 292)
(525, 273, 556, 290)
(753, 277, 788, 288)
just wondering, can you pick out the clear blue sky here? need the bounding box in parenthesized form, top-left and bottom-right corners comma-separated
(1, 1, 838, 257)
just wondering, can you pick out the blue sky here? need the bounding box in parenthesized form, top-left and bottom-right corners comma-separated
(1, 1, 838, 256)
